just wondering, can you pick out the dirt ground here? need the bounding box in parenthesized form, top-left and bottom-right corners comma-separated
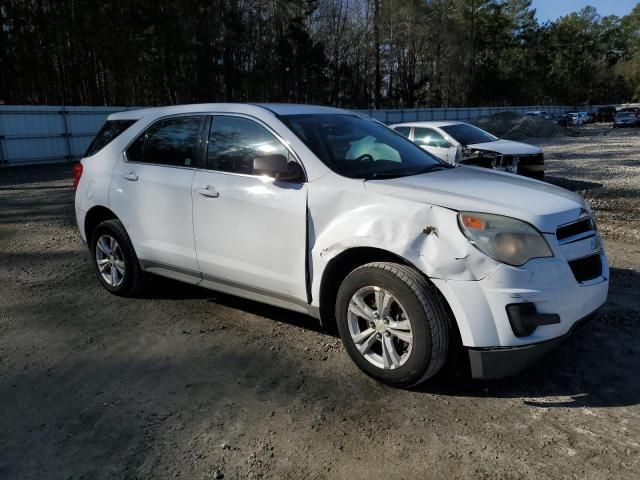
(1, 124, 639, 480)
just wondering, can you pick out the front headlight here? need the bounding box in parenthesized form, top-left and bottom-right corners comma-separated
(458, 212, 553, 266)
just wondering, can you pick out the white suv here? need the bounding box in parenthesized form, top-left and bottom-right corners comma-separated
(74, 104, 608, 387)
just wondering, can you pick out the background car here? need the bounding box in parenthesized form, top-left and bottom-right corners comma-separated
(618, 107, 640, 118)
(566, 112, 588, 125)
(390, 121, 545, 179)
(524, 110, 550, 118)
(613, 111, 640, 128)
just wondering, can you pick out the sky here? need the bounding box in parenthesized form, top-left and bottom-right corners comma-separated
(533, 0, 638, 22)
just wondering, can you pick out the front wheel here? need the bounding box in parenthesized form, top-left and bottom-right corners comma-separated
(335, 262, 450, 388)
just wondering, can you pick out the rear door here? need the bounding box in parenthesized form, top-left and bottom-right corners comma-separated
(110, 115, 204, 277)
(192, 115, 308, 301)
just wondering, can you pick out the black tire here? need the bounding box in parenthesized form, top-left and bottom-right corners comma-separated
(90, 219, 148, 297)
(335, 262, 449, 388)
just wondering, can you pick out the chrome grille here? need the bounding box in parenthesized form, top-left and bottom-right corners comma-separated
(556, 217, 595, 242)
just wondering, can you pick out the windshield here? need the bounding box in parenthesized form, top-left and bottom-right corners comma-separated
(281, 114, 447, 179)
(439, 123, 497, 146)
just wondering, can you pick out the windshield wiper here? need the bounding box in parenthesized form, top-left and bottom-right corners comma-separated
(415, 163, 454, 174)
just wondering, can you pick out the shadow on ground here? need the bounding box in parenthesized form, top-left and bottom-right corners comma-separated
(0, 163, 74, 187)
(144, 275, 329, 336)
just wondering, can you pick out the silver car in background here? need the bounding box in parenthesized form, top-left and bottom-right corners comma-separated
(613, 111, 640, 128)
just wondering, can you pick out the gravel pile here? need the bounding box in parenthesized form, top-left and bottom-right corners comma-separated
(474, 111, 565, 140)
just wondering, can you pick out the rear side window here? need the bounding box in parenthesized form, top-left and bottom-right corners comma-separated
(85, 120, 136, 157)
(207, 116, 290, 174)
(393, 126, 411, 138)
(126, 116, 203, 167)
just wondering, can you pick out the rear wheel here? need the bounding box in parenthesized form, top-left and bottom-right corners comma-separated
(90, 219, 148, 296)
(335, 262, 450, 388)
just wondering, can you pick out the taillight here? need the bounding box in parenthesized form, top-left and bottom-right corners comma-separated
(73, 162, 83, 191)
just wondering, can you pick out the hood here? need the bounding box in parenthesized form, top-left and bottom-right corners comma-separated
(467, 139, 541, 155)
(364, 166, 586, 233)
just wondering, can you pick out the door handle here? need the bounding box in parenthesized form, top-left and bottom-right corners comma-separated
(198, 185, 219, 198)
(123, 172, 138, 181)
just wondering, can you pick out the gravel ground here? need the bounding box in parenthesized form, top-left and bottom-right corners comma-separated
(532, 124, 640, 242)
(1, 125, 639, 479)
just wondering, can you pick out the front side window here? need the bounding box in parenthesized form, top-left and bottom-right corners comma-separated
(85, 120, 136, 157)
(413, 127, 448, 148)
(282, 114, 447, 179)
(207, 116, 290, 175)
(126, 116, 203, 167)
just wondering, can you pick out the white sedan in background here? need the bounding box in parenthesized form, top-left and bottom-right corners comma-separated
(390, 121, 545, 179)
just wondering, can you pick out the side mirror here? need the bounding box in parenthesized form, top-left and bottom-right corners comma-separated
(252, 154, 304, 182)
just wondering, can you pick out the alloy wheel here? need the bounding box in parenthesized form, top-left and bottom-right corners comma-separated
(347, 286, 413, 369)
(95, 234, 126, 287)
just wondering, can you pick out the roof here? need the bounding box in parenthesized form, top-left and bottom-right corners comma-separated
(107, 103, 350, 121)
(253, 103, 348, 115)
(388, 120, 466, 128)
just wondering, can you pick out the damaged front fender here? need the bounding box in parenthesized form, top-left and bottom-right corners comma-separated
(307, 176, 500, 308)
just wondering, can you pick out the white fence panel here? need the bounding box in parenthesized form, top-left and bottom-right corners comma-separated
(0, 105, 129, 166)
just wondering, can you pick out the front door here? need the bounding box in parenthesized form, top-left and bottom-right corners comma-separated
(413, 127, 457, 163)
(192, 115, 308, 302)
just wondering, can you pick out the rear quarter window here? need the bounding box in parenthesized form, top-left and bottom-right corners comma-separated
(393, 126, 411, 137)
(85, 120, 137, 157)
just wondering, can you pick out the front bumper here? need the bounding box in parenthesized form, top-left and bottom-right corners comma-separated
(468, 310, 598, 379)
(432, 250, 608, 348)
(460, 152, 544, 179)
